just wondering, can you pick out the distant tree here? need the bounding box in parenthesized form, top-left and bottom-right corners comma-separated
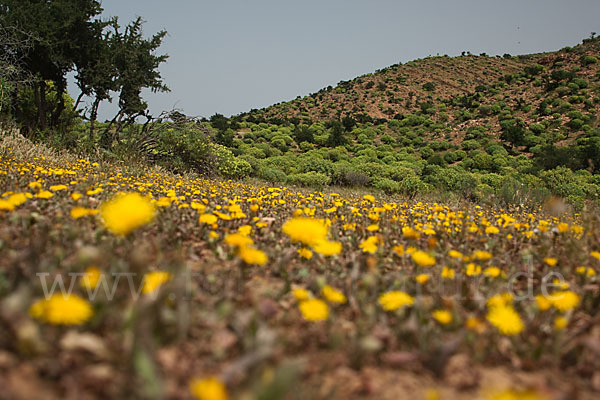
(1, 0, 106, 130)
(0, 16, 35, 116)
(500, 118, 527, 150)
(101, 17, 169, 147)
(341, 115, 356, 132)
(216, 128, 234, 147)
(293, 125, 314, 144)
(210, 113, 229, 131)
(326, 120, 347, 147)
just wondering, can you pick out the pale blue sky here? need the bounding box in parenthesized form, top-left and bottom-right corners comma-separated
(77, 0, 600, 121)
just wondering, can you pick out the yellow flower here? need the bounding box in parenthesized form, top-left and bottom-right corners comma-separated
(292, 288, 311, 301)
(448, 250, 463, 259)
(363, 194, 375, 203)
(402, 226, 420, 240)
(7, 193, 28, 206)
(367, 224, 379, 231)
(486, 305, 524, 335)
(224, 233, 254, 247)
(199, 213, 218, 225)
(415, 273, 430, 284)
(472, 250, 492, 261)
(190, 377, 228, 400)
(36, 190, 54, 199)
(392, 245, 404, 256)
(322, 285, 347, 304)
(312, 240, 342, 256)
(237, 225, 252, 236)
(80, 267, 101, 290)
(29, 294, 93, 325)
(411, 251, 435, 267)
(557, 222, 569, 233)
(142, 271, 172, 295)
(441, 266, 455, 279)
(487, 292, 513, 308)
(554, 316, 568, 331)
(466, 316, 485, 333)
(282, 217, 328, 246)
(49, 184, 68, 191)
(360, 236, 379, 254)
(591, 251, 600, 261)
(100, 193, 156, 235)
(297, 248, 313, 259)
(550, 291, 579, 312)
(535, 295, 552, 311)
(575, 266, 595, 277)
(378, 291, 414, 311)
(543, 257, 557, 267)
(432, 310, 452, 325)
(0, 199, 15, 211)
(484, 266, 501, 278)
(465, 263, 482, 276)
(485, 226, 499, 235)
(71, 192, 82, 201)
(238, 246, 267, 266)
(299, 299, 329, 321)
(70, 206, 98, 219)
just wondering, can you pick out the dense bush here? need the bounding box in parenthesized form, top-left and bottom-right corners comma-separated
(287, 171, 330, 188)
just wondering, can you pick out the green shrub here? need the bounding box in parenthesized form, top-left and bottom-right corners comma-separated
(257, 167, 287, 183)
(212, 144, 252, 179)
(581, 55, 598, 66)
(287, 171, 330, 188)
(374, 178, 401, 194)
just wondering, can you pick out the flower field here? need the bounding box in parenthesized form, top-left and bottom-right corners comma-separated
(1, 136, 600, 400)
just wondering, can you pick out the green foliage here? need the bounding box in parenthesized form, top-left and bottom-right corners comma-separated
(287, 171, 330, 188)
(581, 55, 598, 66)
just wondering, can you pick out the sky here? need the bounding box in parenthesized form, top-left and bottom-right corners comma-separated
(75, 0, 600, 121)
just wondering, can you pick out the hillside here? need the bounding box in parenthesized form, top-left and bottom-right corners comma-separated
(245, 38, 600, 133)
(189, 37, 600, 208)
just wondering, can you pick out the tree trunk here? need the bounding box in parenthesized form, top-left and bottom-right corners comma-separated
(89, 97, 100, 143)
(51, 81, 66, 127)
(37, 81, 47, 131)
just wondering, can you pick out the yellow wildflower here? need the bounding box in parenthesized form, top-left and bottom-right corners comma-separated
(535, 295, 552, 311)
(485, 226, 499, 235)
(441, 266, 455, 279)
(29, 294, 93, 325)
(322, 285, 347, 304)
(190, 377, 228, 400)
(224, 233, 254, 247)
(411, 250, 435, 267)
(550, 291, 579, 312)
(544, 257, 557, 267)
(282, 217, 328, 246)
(415, 273, 430, 284)
(297, 248, 313, 259)
(142, 271, 172, 295)
(80, 267, 101, 290)
(238, 246, 267, 266)
(312, 240, 342, 256)
(486, 305, 524, 335)
(554, 316, 568, 331)
(432, 310, 453, 325)
(299, 299, 329, 321)
(199, 214, 218, 225)
(472, 250, 492, 261)
(292, 288, 311, 301)
(101, 193, 156, 235)
(360, 236, 379, 254)
(378, 291, 414, 311)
